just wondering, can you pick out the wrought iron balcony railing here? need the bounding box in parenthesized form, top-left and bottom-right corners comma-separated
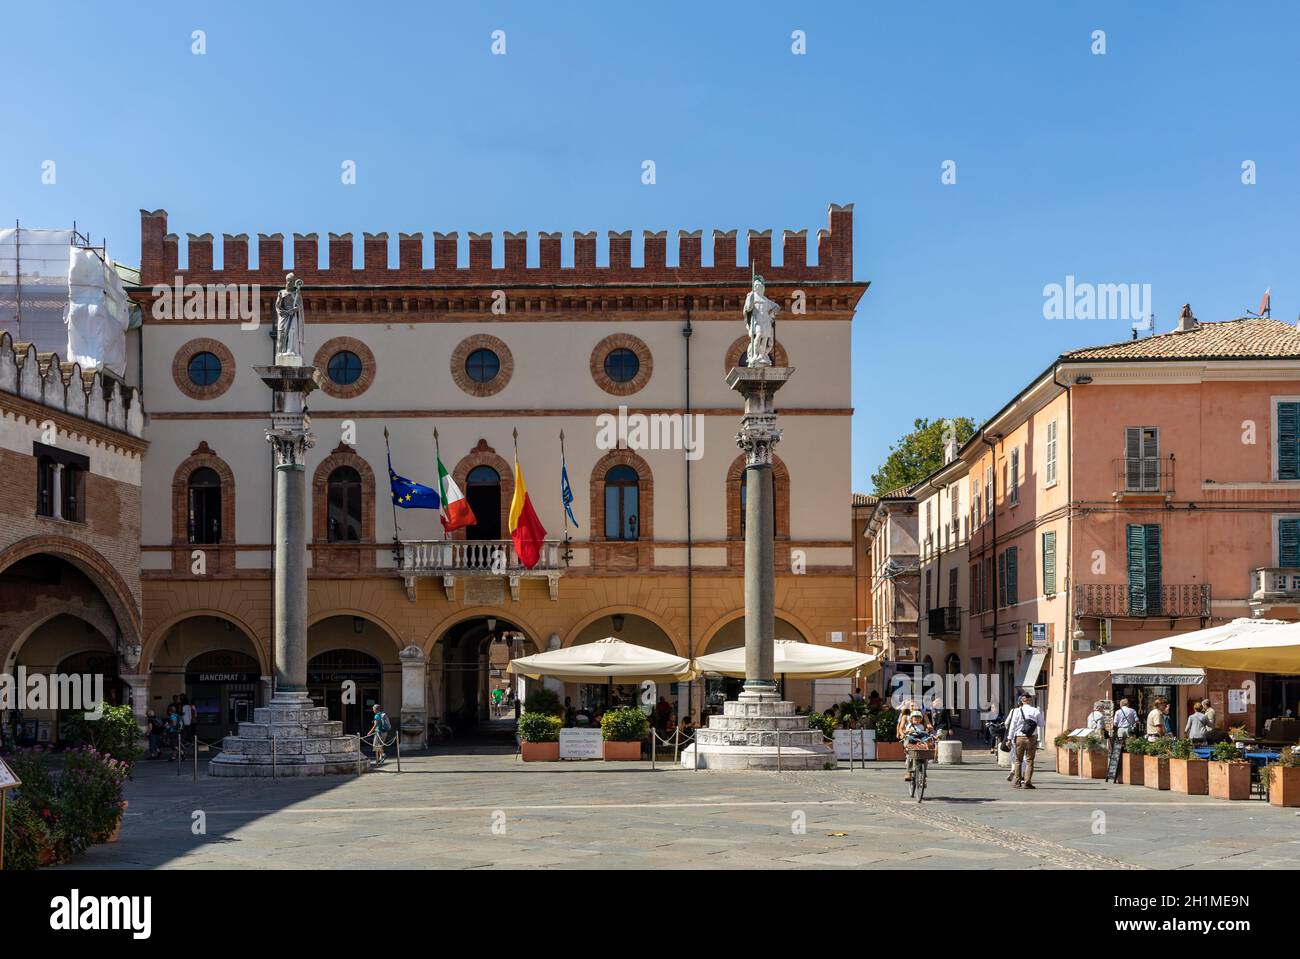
(1074, 582, 1210, 619)
(927, 606, 961, 636)
(1114, 456, 1175, 496)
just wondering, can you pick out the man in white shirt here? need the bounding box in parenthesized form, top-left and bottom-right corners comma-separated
(1005, 692, 1043, 789)
(1112, 698, 1139, 739)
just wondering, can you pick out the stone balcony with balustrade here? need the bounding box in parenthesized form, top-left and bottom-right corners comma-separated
(397, 538, 564, 602)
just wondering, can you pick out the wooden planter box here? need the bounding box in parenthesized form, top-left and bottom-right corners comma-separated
(1268, 766, 1300, 807)
(603, 740, 642, 761)
(1170, 758, 1209, 795)
(875, 741, 905, 762)
(1143, 755, 1171, 790)
(1056, 747, 1078, 776)
(520, 741, 560, 761)
(1080, 749, 1108, 779)
(1209, 761, 1251, 801)
(1120, 752, 1145, 785)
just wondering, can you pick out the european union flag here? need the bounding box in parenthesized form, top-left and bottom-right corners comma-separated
(388, 454, 440, 510)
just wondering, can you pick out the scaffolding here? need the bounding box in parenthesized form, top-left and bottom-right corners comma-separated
(0, 221, 133, 376)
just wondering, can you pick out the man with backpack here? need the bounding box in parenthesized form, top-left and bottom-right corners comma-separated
(368, 703, 391, 766)
(1004, 692, 1043, 789)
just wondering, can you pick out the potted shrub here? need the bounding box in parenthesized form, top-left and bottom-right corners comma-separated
(1053, 733, 1079, 776)
(806, 711, 836, 742)
(1265, 749, 1300, 807)
(523, 688, 563, 718)
(1208, 740, 1251, 801)
(1228, 725, 1250, 743)
(1143, 737, 1173, 790)
(601, 707, 649, 760)
(517, 712, 561, 761)
(1120, 736, 1146, 785)
(1168, 738, 1209, 795)
(1079, 733, 1109, 779)
(873, 709, 903, 761)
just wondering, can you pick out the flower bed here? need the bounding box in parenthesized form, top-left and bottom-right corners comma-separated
(2, 745, 131, 869)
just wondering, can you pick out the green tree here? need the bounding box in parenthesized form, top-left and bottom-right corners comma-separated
(871, 417, 977, 494)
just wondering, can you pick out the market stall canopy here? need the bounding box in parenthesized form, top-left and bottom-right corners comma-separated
(1169, 621, 1300, 674)
(692, 639, 880, 680)
(506, 637, 692, 683)
(1073, 618, 1287, 677)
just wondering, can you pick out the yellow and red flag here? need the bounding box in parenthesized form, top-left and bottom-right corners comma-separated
(509, 459, 547, 569)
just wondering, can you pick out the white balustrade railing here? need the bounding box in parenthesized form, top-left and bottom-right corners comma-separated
(400, 538, 563, 574)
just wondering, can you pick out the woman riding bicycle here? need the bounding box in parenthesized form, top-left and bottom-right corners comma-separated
(902, 709, 936, 782)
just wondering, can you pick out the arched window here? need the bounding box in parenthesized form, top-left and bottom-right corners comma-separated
(326, 466, 362, 543)
(604, 465, 640, 541)
(465, 349, 501, 385)
(466, 465, 501, 540)
(326, 350, 363, 386)
(188, 467, 222, 544)
(739, 469, 778, 537)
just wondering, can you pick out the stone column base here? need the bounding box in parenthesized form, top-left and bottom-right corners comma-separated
(681, 698, 834, 771)
(209, 702, 365, 778)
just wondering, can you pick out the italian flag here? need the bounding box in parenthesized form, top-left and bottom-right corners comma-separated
(509, 460, 548, 569)
(438, 456, 476, 533)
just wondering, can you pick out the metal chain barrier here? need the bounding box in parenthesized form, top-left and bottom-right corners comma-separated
(648, 728, 695, 769)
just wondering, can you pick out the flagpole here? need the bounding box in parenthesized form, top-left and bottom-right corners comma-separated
(560, 429, 573, 566)
(433, 426, 445, 542)
(384, 426, 402, 567)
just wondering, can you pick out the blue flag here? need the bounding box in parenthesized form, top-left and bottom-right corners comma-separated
(388, 453, 440, 510)
(561, 458, 579, 528)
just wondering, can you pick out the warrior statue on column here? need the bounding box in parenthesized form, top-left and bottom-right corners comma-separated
(743, 274, 779, 367)
(274, 273, 306, 363)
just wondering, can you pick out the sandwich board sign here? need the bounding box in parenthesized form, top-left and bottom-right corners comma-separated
(0, 756, 21, 871)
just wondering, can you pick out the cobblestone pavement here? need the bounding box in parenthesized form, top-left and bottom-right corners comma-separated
(64, 745, 1300, 870)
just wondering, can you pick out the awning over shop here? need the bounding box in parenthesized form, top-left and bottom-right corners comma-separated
(1169, 621, 1300, 675)
(1015, 650, 1048, 692)
(1073, 618, 1287, 676)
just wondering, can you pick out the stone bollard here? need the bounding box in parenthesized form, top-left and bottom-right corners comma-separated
(936, 739, 963, 765)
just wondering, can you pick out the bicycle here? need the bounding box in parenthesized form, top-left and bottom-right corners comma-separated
(905, 736, 937, 802)
(428, 719, 455, 744)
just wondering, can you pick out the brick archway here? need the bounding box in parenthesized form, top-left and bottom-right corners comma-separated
(450, 439, 514, 540)
(726, 452, 790, 566)
(0, 535, 142, 652)
(312, 443, 377, 544)
(589, 448, 653, 569)
(172, 441, 235, 546)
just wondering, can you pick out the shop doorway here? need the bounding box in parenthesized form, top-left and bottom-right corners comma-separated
(308, 649, 381, 735)
(185, 649, 261, 741)
(1112, 683, 1175, 732)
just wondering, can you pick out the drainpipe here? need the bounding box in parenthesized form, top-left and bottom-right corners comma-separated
(682, 295, 695, 719)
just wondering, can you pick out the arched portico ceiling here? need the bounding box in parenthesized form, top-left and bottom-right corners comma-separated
(565, 610, 680, 657)
(696, 609, 817, 655)
(142, 609, 265, 675)
(421, 606, 544, 657)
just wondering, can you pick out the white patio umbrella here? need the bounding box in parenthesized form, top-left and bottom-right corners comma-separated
(1073, 618, 1288, 679)
(1169, 620, 1300, 674)
(506, 637, 693, 684)
(693, 638, 881, 680)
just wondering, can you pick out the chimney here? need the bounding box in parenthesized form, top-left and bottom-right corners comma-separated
(1177, 303, 1198, 332)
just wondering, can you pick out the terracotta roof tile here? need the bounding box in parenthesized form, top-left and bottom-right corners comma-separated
(1064, 317, 1300, 361)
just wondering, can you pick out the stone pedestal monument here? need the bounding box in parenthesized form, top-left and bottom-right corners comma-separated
(211, 275, 365, 777)
(683, 277, 834, 770)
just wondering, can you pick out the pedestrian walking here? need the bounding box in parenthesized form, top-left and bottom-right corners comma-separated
(1004, 693, 1042, 789)
(1145, 697, 1167, 741)
(367, 703, 391, 766)
(932, 697, 953, 740)
(1112, 698, 1139, 740)
(1201, 698, 1217, 731)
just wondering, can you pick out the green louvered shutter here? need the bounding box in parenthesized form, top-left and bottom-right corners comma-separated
(1006, 547, 1019, 606)
(998, 552, 1007, 608)
(1127, 524, 1148, 614)
(1043, 531, 1057, 595)
(1279, 403, 1300, 480)
(1144, 525, 1163, 615)
(1280, 518, 1300, 568)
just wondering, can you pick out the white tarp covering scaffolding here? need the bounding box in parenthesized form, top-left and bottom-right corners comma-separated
(0, 227, 132, 376)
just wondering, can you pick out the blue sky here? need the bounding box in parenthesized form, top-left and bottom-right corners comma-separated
(4, 0, 1299, 491)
